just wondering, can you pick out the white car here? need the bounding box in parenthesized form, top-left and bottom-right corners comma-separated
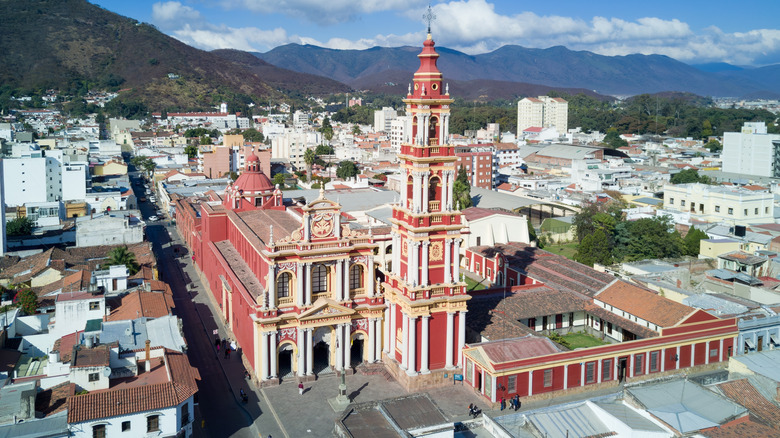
(148, 215, 159, 222)
(150, 197, 156, 202)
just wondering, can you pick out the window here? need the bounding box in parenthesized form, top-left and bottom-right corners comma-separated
(709, 348, 718, 358)
(755, 208, 759, 215)
(585, 362, 596, 383)
(606, 322, 612, 335)
(349, 265, 363, 292)
(543, 369, 552, 387)
(681, 200, 685, 207)
(147, 415, 160, 433)
(507, 375, 517, 393)
(92, 424, 106, 438)
(715, 205, 720, 212)
(181, 402, 190, 426)
(122, 421, 131, 432)
(276, 272, 291, 298)
(766, 207, 769, 214)
(88, 372, 99, 382)
(89, 301, 100, 310)
(312, 265, 328, 294)
(744, 209, 748, 216)
(635, 354, 644, 374)
(728, 207, 733, 215)
(602, 359, 611, 380)
(650, 351, 659, 372)
(669, 198, 674, 205)
(569, 312, 574, 327)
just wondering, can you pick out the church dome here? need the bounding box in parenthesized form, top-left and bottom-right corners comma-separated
(234, 154, 273, 193)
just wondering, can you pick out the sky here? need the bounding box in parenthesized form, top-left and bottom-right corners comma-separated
(92, 0, 780, 66)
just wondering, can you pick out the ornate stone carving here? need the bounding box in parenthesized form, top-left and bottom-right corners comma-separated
(430, 241, 443, 261)
(280, 327, 297, 341)
(311, 213, 334, 238)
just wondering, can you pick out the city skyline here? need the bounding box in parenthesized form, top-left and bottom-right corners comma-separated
(91, 0, 780, 66)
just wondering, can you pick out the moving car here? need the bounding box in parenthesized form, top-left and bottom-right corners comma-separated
(148, 215, 159, 222)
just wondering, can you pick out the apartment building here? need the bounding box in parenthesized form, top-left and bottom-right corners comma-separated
(722, 122, 780, 177)
(664, 183, 774, 225)
(517, 96, 568, 134)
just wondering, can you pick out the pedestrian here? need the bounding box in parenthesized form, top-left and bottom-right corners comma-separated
(224, 348, 229, 359)
(231, 340, 237, 351)
(216, 343, 220, 352)
(215, 337, 220, 348)
(222, 339, 227, 350)
(515, 396, 521, 411)
(298, 382, 304, 395)
(500, 397, 505, 411)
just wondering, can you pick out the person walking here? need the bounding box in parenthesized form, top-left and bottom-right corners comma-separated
(298, 382, 304, 395)
(500, 397, 505, 411)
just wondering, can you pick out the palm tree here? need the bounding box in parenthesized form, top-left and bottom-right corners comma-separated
(303, 148, 316, 180)
(106, 246, 140, 275)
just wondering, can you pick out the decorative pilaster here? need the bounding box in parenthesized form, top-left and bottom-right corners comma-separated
(297, 327, 305, 376)
(445, 312, 454, 368)
(383, 305, 391, 354)
(401, 313, 409, 369)
(260, 332, 269, 380)
(306, 329, 313, 375)
(443, 238, 452, 283)
(366, 256, 375, 297)
(457, 310, 466, 366)
(422, 171, 430, 212)
(421, 315, 430, 373)
(267, 265, 276, 309)
(374, 318, 382, 362)
(407, 315, 417, 375)
(367, 318, 375, 362)
(305, 263, 312, 306)
(296, 263, 304, 307)
(453, 238, 461, 281)
(334, 260, 343, 302)
(269, 331, 278, 378)
(343, 324, 351, 369)
(421, 241, 429, 286)
(336, 325, 344, 371)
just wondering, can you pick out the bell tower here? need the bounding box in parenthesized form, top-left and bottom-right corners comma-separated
(381, 29, 469, 384)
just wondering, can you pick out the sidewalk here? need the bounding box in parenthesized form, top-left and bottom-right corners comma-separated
(166, 223, 284, 438)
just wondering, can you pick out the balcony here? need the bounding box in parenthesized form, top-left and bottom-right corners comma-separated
(428, 200, 441, 212)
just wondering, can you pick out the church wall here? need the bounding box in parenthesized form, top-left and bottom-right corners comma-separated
(428, 311, 448, 370)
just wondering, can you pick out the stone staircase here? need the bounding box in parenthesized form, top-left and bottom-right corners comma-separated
(355, 362, 395, 381)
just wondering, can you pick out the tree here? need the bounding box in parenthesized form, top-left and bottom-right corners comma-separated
(574, 230, 613, 267)
(242, 128, 264, 143)
(303, 148, 316, 179)
(705, 139, 722, 153)
(336, 161, 359, 180)
(602, 128, 628, 149)
(315, 144, 335, 155)
(14, 288, 38, 315)
(670, 168, 711, 184)
(320, 116, 334, 141)
(683, 226, 708, 256)
(613, 217, 684, 262)
(453, 165, 472, 209)
(199, 135, 212, 145)
(184, 144, 199, 160)
(352, 125, 362, 135)
(106, 246, 140, 275)
(527, 219, 543, 248)
(6, 216, 33, 236)
(273, 173, 286, 187)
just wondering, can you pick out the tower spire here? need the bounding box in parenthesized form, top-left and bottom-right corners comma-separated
(423, 4, 436, 35)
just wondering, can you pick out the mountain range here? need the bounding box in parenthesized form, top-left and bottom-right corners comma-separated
(256, 44, 780, 98)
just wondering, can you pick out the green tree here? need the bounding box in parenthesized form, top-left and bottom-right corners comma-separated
(336, 161, 359, 180)
(574, 229, 613, 267)
(613, 217, 684, 262)
(602, 128, 628, 149)
(199, 135, 212, 145)
(320, 116, 334, 141)
(701, 120, 713, 138)
(6, 216, 33, 236)
(670, 168, 711, 184)
(303, 148, 316, 179)
(683, 226, 708, 256)
(352, 125, 362, 135)
(453, 165, 472, 209)
(242, 128, 264, 143)
(184, 144, 199, 159)
(315, 144, 335, 155)
(106, 246, 140, 275)
(705, 139, 722, 153)
(14, 288, 38, 315)
(527, 219, 543, 248)
(273, 173, 286, 187)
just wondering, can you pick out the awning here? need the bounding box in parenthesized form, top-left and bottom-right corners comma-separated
(745, 338, 756, 349)
(770, 334, 779, 346)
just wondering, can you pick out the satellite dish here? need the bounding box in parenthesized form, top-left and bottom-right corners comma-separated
(103, 366, 112, 377)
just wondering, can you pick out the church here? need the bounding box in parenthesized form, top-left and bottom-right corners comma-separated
(175, 31, 467, 389)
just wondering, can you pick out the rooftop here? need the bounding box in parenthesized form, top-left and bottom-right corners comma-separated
(595, 280, 696, 327)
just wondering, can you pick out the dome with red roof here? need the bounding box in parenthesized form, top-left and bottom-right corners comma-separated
(233, 154, 273, 193)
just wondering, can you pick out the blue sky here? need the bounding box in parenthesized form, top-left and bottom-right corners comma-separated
(93, 0, 780, 66)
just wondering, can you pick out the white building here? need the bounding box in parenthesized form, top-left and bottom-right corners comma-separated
(664, 183, 775, 225)
(51, 291, 106, 338)
(570, 159, 635, 192)
(293, 110, 310, 128)
(2, 156, 58, 206)
(0, 160, 4, 256)
(271, 130, 321, 169)
(76, 213, 145, 247)
(462, 207, 530, 248)
(390, 115, 413, 151)
(517, 96, 568, 134)
(373, 107, 398, 132)
(722, 122, 780, 177)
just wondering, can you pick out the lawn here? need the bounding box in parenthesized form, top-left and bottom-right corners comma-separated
(464, 276, 487, 291)
(562, 332, 609, 349)
(543, 241, 579, 260)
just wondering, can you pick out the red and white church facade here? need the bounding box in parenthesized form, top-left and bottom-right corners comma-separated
(174, 33, 468, 388)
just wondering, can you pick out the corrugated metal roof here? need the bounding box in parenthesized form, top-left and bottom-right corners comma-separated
(594, 401, 666, 432)
(0, 411, 68, 438)
(731, 350, 780, 381)
(527, 403, 612, 438)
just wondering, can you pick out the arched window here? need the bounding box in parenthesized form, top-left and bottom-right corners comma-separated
(277, 272, 291, 298)
(429, 116, 439, 144)
(349, 265, 363, 293)
(496, 271, 504, 286)
(429, 176, 440, 206)
(312, 264, 328, 295)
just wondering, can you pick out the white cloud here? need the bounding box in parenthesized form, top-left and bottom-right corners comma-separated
(218, 0, 426, 25)
(152, 1, 202, 26)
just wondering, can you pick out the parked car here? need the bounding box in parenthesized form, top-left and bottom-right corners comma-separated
(148, 215, 159, 222)
(139, 197, 147, 202)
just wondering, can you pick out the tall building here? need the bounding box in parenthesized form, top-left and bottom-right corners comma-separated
(382, 32, 469, 388)
(517, 96, 568, 134)
(722, 122, 780, 177)
(455, 148, 495, 190)
(374, 107, 398, 132)
(390, 116, 413, 151)
(0, 159, 5, 256)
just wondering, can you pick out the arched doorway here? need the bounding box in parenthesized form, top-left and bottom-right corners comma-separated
(350, 333, 365, 367)
(312, 327, 333, 376)
(277, 343, 294, 382)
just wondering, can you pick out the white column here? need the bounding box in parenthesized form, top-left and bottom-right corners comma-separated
(453, 239, 461, 281)
(367, 318, 375, 363)
(705, 341, 710, 364)
(270, 331, 278, 378)
(344, 260, 350, 300)
(421, 242, 429, 286)
(306, 329, 313, 375)
(296, 264, 304, 307)
(305, 263, 312, 306)
(720, 338, 724, 362)
(442, 171, 449, 211)
(630, 354, 635, 378)
(401, 313, 409, 369)
(260, 332, 269, 380)
(297, 327, 305, 376)
(563, 365, 569, 390)
(528, 370, 533, 396)
(422, 172, 430, 212)
(597, 359, 602, 383)
(267, 266, 276, 308)
(444, 239, 452, 283)
(675, 346, 680, 370)
(334, 260, 343, 301)
(580, 363, 585, 385)
(445, 312, 454, 368)
(374, 319, 382, 362)
(336, 325, 344, 371)
(457, 311, 466, 366)
(661, 349, 666, 371)
(421, 315, 430, 373)
(384, 305, 391, 354)
(394, 234, 401, 276)
(344, 324, 352, 369)
(443, 114, 450, 145)
(447, 171, 455, 210)
(366, 256, 374, 297)
(407, 316, 417, 375)
(412, 173, 421, 212)
(423, 115, 430, 146)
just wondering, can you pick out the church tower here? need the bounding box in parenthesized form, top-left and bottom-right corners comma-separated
(381, 30, 469, 387)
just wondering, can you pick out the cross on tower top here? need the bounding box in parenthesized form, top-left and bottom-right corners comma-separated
(423, 4, 436, 34)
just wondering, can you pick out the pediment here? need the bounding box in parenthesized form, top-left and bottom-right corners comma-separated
(299, 297, 355, 320)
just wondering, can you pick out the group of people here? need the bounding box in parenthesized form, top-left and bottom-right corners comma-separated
(215, 336, 238, 359)
(499, 395, 521, 411)
(467, 404, 482, 418)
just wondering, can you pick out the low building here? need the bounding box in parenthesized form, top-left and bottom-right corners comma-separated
(75, 213, 144, 247)
(664, 183, 774, 225)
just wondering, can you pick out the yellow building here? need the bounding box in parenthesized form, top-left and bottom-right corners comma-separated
(92, 160, 128, 176)
(699, 238, 741, 259)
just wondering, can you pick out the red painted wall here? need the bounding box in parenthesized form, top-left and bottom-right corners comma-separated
(530, 365, 565, 394)
(694, 342, 706, 365)
(665, 347, 677, 371)
(567, 363, 581, 388)
(679, 344, 692, 367)
(428, 312, 447, 370)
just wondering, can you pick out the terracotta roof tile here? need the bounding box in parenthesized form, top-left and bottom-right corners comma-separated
(700, 419, 779, 438)
(71, 345, 110, 368)
(717, 379, 780, 429)
(35, 382, 71, 417)
(106, 289, 175, 321)
(594, 280, 694, 327)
